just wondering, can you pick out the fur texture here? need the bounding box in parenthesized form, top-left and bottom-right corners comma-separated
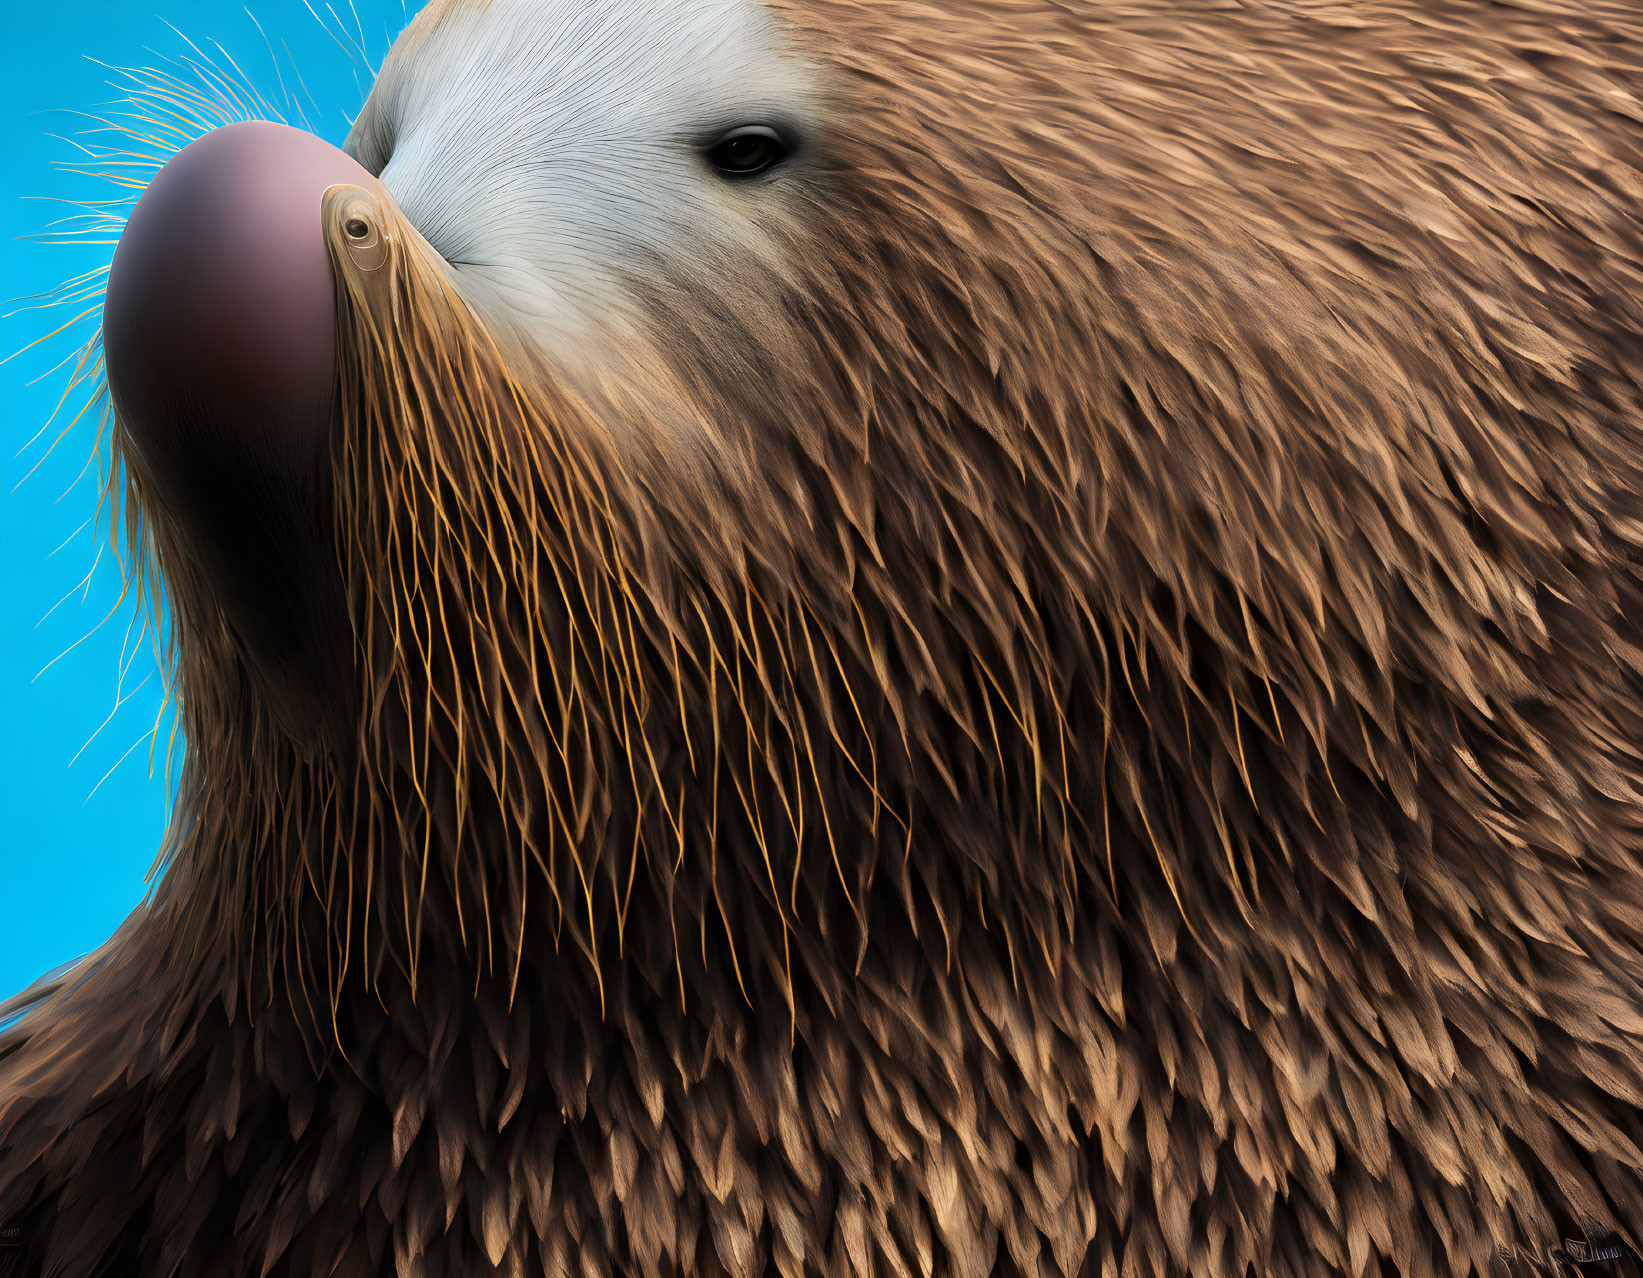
(8, 0, 1643, 1274)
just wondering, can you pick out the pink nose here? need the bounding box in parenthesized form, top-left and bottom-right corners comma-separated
(102, 120, 380, 726)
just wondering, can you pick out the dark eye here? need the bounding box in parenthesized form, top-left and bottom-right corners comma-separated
(705, 125, 790, 179)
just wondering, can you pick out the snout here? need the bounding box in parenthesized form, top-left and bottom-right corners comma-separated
(102, 120, 384, 730)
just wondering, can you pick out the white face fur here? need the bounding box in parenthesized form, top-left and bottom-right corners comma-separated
(345, 0, 825, 356)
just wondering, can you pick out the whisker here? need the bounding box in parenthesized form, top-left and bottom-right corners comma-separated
(69, 668, 156, 768)
(82, 729, 154, 805)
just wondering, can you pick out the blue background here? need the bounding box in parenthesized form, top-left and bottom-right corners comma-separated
(1, 1, 411, 1001)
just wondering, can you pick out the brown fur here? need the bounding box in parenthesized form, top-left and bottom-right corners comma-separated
(9, 0, 1643, 1273)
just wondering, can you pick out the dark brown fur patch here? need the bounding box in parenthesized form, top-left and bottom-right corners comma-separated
(8, 1, 1643, 1274)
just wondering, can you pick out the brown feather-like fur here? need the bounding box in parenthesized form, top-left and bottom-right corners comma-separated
(8, 0, 1643, 1273)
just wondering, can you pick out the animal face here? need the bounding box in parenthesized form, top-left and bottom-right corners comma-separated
(345, 0, 827, 357)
